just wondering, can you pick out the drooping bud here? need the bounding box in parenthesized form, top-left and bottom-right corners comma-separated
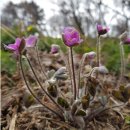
(97, 66, 108, 74)
(51, 44, 60, 54)
(54, 67, 68, 80)
(97, 24, 109, 36)
(86, 51, 96, 60)
(119, 32, 130, 45)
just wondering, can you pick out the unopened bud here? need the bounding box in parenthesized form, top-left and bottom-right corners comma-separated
(51, 44, 60, 54)
(97, 66, 108, 74)
(54, 67, 68, 80)
(87, 51, 96, 60)
(119, 32, 130, 45)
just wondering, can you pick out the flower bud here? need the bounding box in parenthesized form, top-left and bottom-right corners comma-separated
(119, 32, 130, 45)
(54, 67, 68, 80)
(54, 67, 66, 76)
(97, 66, 108, 74)
(86, 51, 96, 60)
(97, 24, 109, 36)
(51, 44, 60, 54)
(62, 27, 83, 47)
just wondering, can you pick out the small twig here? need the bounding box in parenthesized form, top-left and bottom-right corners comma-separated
(85, 102, 127, 122)
(38, 117, 78, 130)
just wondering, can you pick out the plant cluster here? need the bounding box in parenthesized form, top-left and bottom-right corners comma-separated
(4, 25, 130, 129)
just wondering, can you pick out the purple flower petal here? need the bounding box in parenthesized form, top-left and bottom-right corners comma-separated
(97, 24, 109, 35)
(97, 24, 103, 31)
(124, 37, 130, 45)
(63, 27, 74, 33)
(15, 38, 22, 47)
(25, 35, 37, 47)
(4, 44, 18, 51)
(62, 27, 82, 47)
(51, 44, 60, 54)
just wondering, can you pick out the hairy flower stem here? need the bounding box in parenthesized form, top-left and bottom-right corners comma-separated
(118, 42, 125, 87)
(19, 56, 62, 119)
(70, 47, 77, 100)
(61, 49, 73, 93)
(25, 55, 64, 113)
(78, 54, 87, 98)
(67, 49, 73, 93)
(35, 45, 48, 79)
(96, 35, 101, 66)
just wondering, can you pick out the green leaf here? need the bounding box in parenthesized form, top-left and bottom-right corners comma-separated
(123, 86, 130, 101)
(119, 85, 125, 92)
(112, 90, 125, 102)
(57, 97, 69, 109)
(81, 94, 90, 110)
(47, 85, 57, 98)
(75, 109, 86, 116)
(88, 82, 96, 97)
(125, 115, 130, 124)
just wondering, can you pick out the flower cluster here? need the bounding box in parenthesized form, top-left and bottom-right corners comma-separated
(4, 25, 130, 129)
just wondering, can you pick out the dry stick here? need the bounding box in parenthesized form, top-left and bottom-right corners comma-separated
(35, 45, 48, 79)
(96, 35, 101, 67)
(25, 55, 64, 113)
(38, 117, 77, 130)
(77, 54, 87, 98)
(19, 56, 62, 119)
(85, 102, 127, 122)
(117, 42, 125, 87)
(70, 47, 77, 100)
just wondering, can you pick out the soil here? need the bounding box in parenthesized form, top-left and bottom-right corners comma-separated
(1, 50, 130, 130)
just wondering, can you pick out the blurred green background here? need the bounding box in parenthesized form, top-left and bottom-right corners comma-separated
(1, 24, 130, 75)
